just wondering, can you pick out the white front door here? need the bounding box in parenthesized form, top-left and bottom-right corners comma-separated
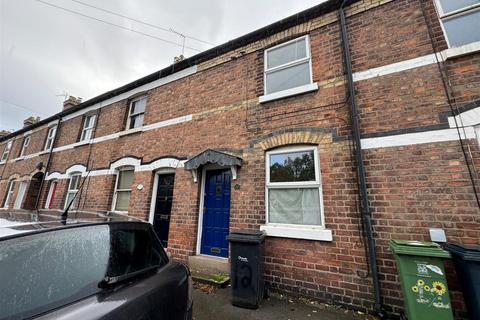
(13, 181, 27, 209)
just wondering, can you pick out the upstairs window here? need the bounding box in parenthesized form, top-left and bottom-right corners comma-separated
(80, 115, 96, 141)
(112, 168, 134, 212)
(127, 97, 146, 129)
(44, 126, 57, 150)
(1, 141, 12, 162)
(264, 36, 313, 95)
(435, 0, 480, 47)
(64, 173, 81, 210)
(265, 146, 323, 227)
(20, 136, 30, 157)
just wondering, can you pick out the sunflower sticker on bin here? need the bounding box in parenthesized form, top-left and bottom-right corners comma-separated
(410, 278, 450, 309)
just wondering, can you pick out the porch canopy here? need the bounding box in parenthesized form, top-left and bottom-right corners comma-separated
(184, 149, 242, 182)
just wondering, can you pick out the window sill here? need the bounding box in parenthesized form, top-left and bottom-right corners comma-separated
(0, 161, 6, 165)
(39, 150, 50, 155)
(259, 82, 318, 104)
(12, 157, 25, 162)
(260, 225, 332, 241)
(118, 127, 143, 137)
(442, 41, 480, 60)
(73, 140, 91, 148)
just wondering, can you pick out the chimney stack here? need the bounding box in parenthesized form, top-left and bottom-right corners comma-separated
(63, 95, 82, 110)
(0, 130, 12, 138)
(23, 116, 40, 128)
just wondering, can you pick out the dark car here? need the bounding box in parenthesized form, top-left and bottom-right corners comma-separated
(0, 218, 192, 320)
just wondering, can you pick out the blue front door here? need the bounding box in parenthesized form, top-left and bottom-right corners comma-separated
(200, 169, 231, 258)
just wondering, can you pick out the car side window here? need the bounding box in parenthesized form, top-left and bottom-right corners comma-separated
(107, 226, 166, 277)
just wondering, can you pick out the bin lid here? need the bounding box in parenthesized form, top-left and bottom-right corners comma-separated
(226, 230, 266, 244)
(389, 240, 450, 258)
(445, 243, 480, 262)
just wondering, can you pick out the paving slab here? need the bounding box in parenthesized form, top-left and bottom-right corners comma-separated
(193, 286, 374, 320)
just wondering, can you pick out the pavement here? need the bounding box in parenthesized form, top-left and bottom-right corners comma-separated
(193, 286, 375, 320)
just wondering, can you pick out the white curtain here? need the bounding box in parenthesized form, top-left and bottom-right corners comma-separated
(268, 188, 321, 225)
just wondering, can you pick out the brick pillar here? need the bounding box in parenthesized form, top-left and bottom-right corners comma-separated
(168, 168, 200, 262)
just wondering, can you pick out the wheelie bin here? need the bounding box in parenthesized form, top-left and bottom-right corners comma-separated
(389, 240, 453, 320)
(445, 243, 480, 320)
(226, 230, 266, 309)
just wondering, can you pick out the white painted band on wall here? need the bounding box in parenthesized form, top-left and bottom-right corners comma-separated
(448, 107, 480, 128)
(11, 114, 193, 163)
(45, 158, 186, 180)
(353, 54, 438, 82)
(361, 127, 476, 150)
(352, 41, 480, 82)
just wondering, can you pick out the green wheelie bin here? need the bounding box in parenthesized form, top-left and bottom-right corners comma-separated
(389, 240, 453, 320)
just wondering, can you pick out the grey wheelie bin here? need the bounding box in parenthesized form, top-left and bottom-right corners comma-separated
(226, 230, 266, 309)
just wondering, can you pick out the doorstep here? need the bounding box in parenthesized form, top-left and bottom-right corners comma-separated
(188, 255, 230, 275)
(191, 269, 230, 288)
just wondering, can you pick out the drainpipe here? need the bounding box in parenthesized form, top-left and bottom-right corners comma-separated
(338, 2, 385, 317)
(34, 115, 62, 213)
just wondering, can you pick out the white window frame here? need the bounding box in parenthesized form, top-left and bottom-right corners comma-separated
(1, 141, 12, 163)
(261, 35, 316, 102)
(111, 167, 134, 213)
(475, 124, 480, 148)
(126, 97, 147, 130)
(20, 136, 30, 157)
(80, 114, 96, 141)
(261, 145, 331, 241)
(64, 173, 81, 210)
(434, 0, 480, 48)
(44, 126, 57, 150)
(2, 180, 15, 209)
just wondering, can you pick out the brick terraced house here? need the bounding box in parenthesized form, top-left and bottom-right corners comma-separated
(1, 0, 479, 317)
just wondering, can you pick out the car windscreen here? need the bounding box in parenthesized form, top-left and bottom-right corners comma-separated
(0, 223, 166, 320)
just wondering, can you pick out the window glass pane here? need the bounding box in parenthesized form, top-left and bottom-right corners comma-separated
(267, 38, 307, 69)
(87, 115, 95, 127)
(118, 170, 134, 189)
(131, 98, 146, 115)
(439, 0, 479, 14)
(443, 10, 480, 47)
(69, 175, 81, 190)
(48, 127, 56, 138)
(268, 188, 321, 225)
(0, 226, 110, 319)
(265, 61, 311, 94)
(270, 150, 315, 182)
(65, 192, 76, 209)
(115, 191, 131, 211)
(130, 114, 144, 129)
(81, 127, 93, 141)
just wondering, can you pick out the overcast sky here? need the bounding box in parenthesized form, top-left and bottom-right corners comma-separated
(0, 0, 325, 131)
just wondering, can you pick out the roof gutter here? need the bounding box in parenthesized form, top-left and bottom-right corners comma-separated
(338, 2, 385, 317)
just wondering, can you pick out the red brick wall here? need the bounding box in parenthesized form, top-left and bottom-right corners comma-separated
(0, 0, 478, 318)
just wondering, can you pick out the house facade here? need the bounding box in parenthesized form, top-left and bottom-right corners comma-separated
(1, 0, 479, 317)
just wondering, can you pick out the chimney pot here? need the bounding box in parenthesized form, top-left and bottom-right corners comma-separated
(23, 116, 41, 128)
(63, 95, 82, 110)
(0, 130, 12, 138)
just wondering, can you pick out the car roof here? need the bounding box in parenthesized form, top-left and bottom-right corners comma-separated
(0, 211, 145, 239)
